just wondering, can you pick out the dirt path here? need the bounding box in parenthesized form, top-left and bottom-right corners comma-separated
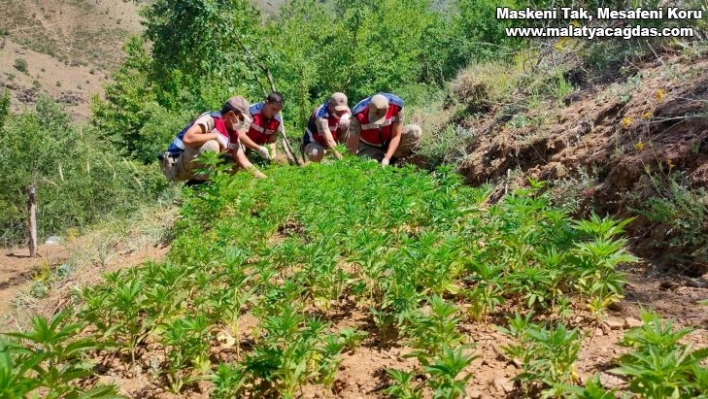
(0, 241, 169, 331)
(0, 243, 70, 313)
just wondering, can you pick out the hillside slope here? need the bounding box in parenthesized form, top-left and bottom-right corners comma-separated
(441, 51, 708, 274)
(0, 0, 144, 119)
(0, 0, 286, 120)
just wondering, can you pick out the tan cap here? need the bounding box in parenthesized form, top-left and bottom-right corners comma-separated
(225, 96, 252, 122)
(368, 94, 389, 125)
(329, 92, 349, 112)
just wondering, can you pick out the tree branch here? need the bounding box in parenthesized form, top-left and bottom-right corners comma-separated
(234, 36, 303, 166)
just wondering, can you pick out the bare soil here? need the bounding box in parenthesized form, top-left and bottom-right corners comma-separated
(0, 239, 169, 331)
(455, 53, 708, 275)
(0, 0, 144, 120)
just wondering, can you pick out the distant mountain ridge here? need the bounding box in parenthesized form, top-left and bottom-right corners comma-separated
(0, 0, 288, 120)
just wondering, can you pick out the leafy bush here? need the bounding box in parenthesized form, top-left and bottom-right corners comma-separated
(117, 0, 535, 141)
(13, 58, 28, 73)
(416, 125, 474, 170)
(611, 311, 708, 399)
(0, 95, 167, 245)
(0, 89, 9, 130)
(626, 171, 708, 274)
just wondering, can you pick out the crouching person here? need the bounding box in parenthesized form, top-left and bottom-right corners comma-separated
(302, 92, 351, 162)
(239, 92, 285, 163)
(159, 96, 266, 182)
(347, 92, 421, 166)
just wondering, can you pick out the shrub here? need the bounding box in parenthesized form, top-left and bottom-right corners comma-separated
(13, 58, 28, 73)
(0, 96, 168, 245)
(611, 311, 708, 398)
(450, 62, 526, 111)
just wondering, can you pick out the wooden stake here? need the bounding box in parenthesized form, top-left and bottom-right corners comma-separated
(27, 184, 37, 258)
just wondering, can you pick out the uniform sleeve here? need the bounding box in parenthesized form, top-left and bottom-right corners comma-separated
(315, 117, 330, 134)
(194, 114, 215, 133)
(275, 113, 284, 133)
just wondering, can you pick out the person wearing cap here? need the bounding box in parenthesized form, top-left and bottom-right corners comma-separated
(301, 92, 352, 162)
(159, 96, 267, 182)
(239, 92, 285, 162)
(347, 92, 421, 166)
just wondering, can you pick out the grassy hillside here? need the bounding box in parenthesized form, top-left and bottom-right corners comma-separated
(414, 43, 708, 275)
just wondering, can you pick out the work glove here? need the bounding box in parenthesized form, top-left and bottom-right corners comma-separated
(247, 166, 267, 179)
(215, 134, 230, 150)
(257, 146, 271, 160)
(381, 158, 390, 167)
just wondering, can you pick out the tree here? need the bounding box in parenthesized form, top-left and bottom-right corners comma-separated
(141, 0, 262, 93)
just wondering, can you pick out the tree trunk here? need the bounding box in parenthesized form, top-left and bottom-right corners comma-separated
(27, 184, 37, 258)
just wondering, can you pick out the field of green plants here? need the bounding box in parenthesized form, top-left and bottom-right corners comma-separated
(2, 157, 706, 398)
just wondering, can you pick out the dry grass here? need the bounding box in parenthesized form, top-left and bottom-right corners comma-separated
(1, 200, 178, 331)
(450, 61, 528, 109)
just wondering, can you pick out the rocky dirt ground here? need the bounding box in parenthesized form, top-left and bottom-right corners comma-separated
(451, 52, 708, 276)
(0, 0, 144, 120)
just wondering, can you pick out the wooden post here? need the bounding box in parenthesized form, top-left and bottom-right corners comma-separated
(27, 184, 37, 257)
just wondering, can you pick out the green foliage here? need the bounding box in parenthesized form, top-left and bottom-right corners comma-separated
(500, 318, 583, 397)
(455, 0, 525, 60)
(406, 295, 465, 360)
(423, 345, 477, 399)
(610, 310, 708, 399)
(0, 95, 167, 244)
(555, 374, 618, 398)
(212, 362, 246, 398)
(90, 36, 190, 163)
(627, 172, 708, 271)
(385, 369, 424, 399)
(0, 311, 124, 398)
(13, 57, 28, 73)
(416, 125, 474, 170)
(119, 0, 524, 139)
(141, 0, 261, 92)
(0, 89, 9, 130)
